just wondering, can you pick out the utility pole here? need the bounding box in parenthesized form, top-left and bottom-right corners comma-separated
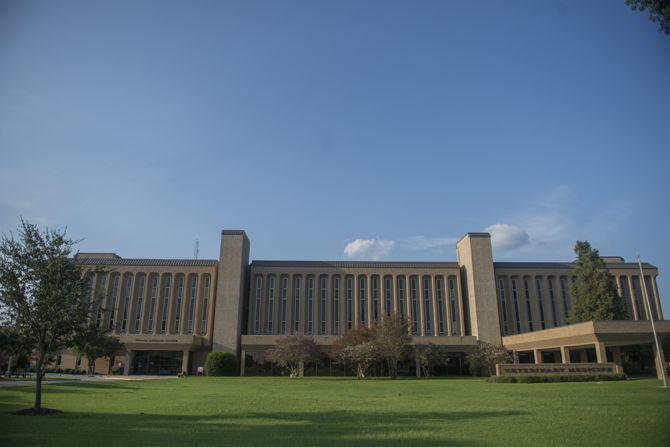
(638, 255, 668, 388)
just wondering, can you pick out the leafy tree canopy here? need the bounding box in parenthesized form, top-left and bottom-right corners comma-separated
(625, 0, 670, 35)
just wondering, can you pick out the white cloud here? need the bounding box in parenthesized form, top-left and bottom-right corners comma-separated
(399, 235, 458, 251)
(344, 238, 395, 261)
(484, 223, 530, 251)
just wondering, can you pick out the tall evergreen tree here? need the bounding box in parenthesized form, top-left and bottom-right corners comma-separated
(569, 241, 628, 323)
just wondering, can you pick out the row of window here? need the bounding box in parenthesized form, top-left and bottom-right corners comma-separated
(497, 276, 571, 335)
(251, 274, 462, 336)
(87, 273, 211, 336)
(497, 274, 660, 335)
(617, 275, 659, 321)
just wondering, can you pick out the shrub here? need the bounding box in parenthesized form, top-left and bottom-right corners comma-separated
(205, 352, 238, 376)
(487, 374, 626, 383)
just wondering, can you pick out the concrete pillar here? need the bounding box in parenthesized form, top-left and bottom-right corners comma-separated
(124, 350, 133, 376)
(240, 349, 246, 377)
(627, 276, 640, 320)
(445, 276, 453, 337)
(533, 349, 542, 364)
(653, 341, 667, 381)
(182, 350, 190, 374)
(431, 275, 439, 335)
(417, 276, 426, 336)
(610, 347, 623, 374)
(595, 343, 607, 364)
(651, 276, 664, 320)
(454, 272, 466, 336)
(560, 346, 570, 364)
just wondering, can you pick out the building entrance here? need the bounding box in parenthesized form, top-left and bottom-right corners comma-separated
(132, 351, 183, 375)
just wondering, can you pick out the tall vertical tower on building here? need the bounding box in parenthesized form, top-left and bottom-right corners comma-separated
(213, 230, 250, 354)
(456, 233, 501, 345)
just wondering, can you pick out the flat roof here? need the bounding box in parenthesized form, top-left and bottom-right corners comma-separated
(76, 258, 218, 267)
(494, 261, 656, 270)
(251, 260, 459, 269)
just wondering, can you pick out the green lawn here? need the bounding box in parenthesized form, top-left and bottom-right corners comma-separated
(1, 377, 669, 446)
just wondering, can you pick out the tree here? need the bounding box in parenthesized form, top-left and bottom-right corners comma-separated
(102, 336, 124, 375)
(267, 333, 320, 378)
(625, 0, 670, 35)
(569, 241, 628, 323)
(0, 220, 95, 414)
(466, 341, 512, 376)
(414, 343, 451, 378)
(0, 325, 32, 375)
(331, 326, 377, 379)
(205, 352, 238, 376)
(69, 324, 123, 375)
(372, 314, 411, 379)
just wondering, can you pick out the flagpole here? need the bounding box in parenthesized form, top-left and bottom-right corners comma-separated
(637, 255, 668, 388)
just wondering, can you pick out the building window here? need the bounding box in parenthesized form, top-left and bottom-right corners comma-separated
(293, 276, 302, 332)
(436, 276, 445, 335)
(254, 276, 263, 335)
(523, 278, 534, 331)
(200, 275, 210, 335)
(547, 278, 558, 326)
(134, 274, 145, 333)
(120, 275, 133, 333)
(511, 279, 522, 333)
(359, 276, 367, 326)
(534, 278, 546, 330)
(280, 276, 288, 334)
(560, 277, 570, 318)
(147, 274, 158, 333)
(87, 272, 95, 302)
(306, 276, 314, 334)
(448, 277, 458, 335)
(346, 276, 353, 330)
(320, 276, 327, 335)
(95, 273, 107, 327)
(499, 278, 509, 335)
(333, 276, 341, 334)
(372, 276, 379, 324)
(267, 276, 276, 334)
(397, 276, 406, 318)
(108, 274, 120, 331)
(384, 276, 392, 317)
(187, 276, 197, 334)
(174, 275, 184, 334)
(410, 276, 418, 335)
(161, 276, 171, 334)
(423, 276, 432, 335)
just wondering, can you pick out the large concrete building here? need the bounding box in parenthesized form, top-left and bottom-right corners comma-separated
(57, 230, 669, 378)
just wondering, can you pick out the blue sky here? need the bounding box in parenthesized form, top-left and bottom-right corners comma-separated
(1, 1, 669, 311)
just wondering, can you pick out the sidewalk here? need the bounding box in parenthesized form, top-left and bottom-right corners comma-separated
(0, 373, 176, 388)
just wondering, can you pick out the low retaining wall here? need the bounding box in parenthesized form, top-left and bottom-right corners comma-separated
(496, 362, 620, 377)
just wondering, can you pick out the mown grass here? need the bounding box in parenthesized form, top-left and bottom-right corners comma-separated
(1, 377, 669, 446)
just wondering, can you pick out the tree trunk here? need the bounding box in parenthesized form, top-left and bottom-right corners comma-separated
(415, 359, 421, 378)
(88, 357, 96, 376)
(108, 355, 115, 374)
(7, 355, 12, 376)
(34, 346, 46, 411)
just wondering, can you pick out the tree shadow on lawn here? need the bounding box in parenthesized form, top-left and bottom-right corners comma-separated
(1, 408, 527, 447)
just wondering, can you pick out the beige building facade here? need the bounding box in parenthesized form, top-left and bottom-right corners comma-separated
(56, 230, 668, 378)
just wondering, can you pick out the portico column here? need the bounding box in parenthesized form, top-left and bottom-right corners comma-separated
(653, 342, 667, 381)
(533, 349, 542, 364)
(513, 350, 519, 364)
(610, 347, 623, 374)
(181, 350, 190, 374)
(560, 346, 570, 364)
(240, 349, 246, 377)
(595, 342, 607, 364)
(124, 350, 133, 376)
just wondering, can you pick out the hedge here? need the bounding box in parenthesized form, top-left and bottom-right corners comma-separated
(487, 373, 626, 383)
(205, 352, 238, 376)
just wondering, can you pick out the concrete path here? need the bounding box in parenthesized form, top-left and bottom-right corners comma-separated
(0, 373, 176, 388)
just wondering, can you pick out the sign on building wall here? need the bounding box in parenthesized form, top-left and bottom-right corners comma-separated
(496, 363, 619, 377)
